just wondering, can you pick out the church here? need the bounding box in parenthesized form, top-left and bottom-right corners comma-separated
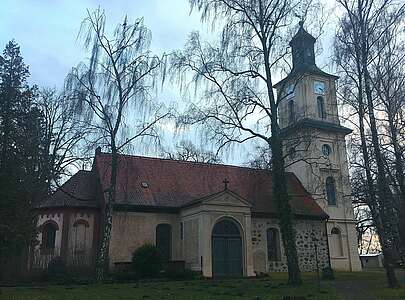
(33, 23, 361, 277)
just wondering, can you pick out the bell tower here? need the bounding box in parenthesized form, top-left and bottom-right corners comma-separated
(290, 21, 316, 70)
(274, 22, 361, 271)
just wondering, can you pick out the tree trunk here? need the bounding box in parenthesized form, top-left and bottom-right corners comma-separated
(362, 64, 399, 287)
(258, 29, 301, 283)
(349, 41, 399, 285)
(261, 35, 301, 284)
(386, 106, 405, 262)
(270, 133, 301, 285)
(96, 145, 118, 281)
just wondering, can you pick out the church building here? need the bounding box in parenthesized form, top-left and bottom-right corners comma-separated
(33, 23, 361, 277)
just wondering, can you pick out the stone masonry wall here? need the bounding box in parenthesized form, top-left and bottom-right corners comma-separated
(252, 218, 329, 273)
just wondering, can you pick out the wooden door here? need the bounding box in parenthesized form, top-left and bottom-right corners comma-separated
(212, 220, 243, 277)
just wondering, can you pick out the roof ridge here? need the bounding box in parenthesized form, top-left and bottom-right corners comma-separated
(97, 152, 289, 175)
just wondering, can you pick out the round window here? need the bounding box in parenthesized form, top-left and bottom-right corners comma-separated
(322, 144, 332, 156)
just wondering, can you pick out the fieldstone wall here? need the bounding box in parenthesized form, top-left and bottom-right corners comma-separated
(252, 218, 329, 273)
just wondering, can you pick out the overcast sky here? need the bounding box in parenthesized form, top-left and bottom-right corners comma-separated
(0, 0, 339, 165)
(0, 0, 208, 87)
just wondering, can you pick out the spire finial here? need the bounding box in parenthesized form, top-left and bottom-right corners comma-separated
(299, 20, 304, 28)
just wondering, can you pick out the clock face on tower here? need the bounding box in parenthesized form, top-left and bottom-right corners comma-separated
(314, 81, 325, 95)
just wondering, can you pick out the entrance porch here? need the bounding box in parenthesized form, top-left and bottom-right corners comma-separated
(180, 189, 255, 277)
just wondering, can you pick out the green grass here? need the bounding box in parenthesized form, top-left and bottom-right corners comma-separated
(334, 270, 405, 299)
(0, 271, 404, 300)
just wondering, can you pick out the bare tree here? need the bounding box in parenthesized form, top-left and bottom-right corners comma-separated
(66, 9, 170, 280)
(246, 144, 272, 169)
(37, 89, 89, 193)
(335, 0, 405, 287)
(163, 140, 221, 163)
(171, 0, 324, 285)
(371, 20, 405, 260)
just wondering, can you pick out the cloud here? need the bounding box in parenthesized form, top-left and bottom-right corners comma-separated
(0, 0, 203, 88)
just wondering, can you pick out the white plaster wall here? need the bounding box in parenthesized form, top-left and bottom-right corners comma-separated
(278, 72, 361, 272)
(108, 212, 180, 269)
(180, 196, 254, 277)
(328, 221, 361, 271)
(182, 215, 200, 270)
(278, 75, 339, 129)
(201, 210, 254, 277)
(283, 128, 361, 272)
(66, 212, 95, 265)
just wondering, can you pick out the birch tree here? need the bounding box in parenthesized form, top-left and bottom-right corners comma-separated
(66, 9, 170, 280)
(372, 21, 405, 261)
(335, 0, 405, 287)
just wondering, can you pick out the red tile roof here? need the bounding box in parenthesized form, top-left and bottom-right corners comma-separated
(39, 170, 99, 209)
(94, 153, 328, 219)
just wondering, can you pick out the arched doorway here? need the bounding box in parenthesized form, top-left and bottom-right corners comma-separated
(212, 219, 243, 277)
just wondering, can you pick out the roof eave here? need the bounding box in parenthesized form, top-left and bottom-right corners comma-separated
(273, 69, 339, 89)
(252, 211, 329, 220)
(280, 119, 353, 136)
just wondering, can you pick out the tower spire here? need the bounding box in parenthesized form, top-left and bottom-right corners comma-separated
(290, 22, 316, 70)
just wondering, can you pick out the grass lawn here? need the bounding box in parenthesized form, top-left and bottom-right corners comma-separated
(1, 271, 404, 300)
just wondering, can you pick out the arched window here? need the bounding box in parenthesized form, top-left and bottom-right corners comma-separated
(326, 176, 337, 205)
(288, 100, 295, 124)
(156, 224, 172, 262)
(330, 227, 343, 257)
(317, 96, 326, 119)
(267, 228, 281, 261)
(42, 222, 58, 250)
(73, 220, 89, 253)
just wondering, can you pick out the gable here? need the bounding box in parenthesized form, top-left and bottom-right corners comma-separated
(184, 190, 252, 209)
(204, 191, 252, 208)
(38, 170, 99, 209)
